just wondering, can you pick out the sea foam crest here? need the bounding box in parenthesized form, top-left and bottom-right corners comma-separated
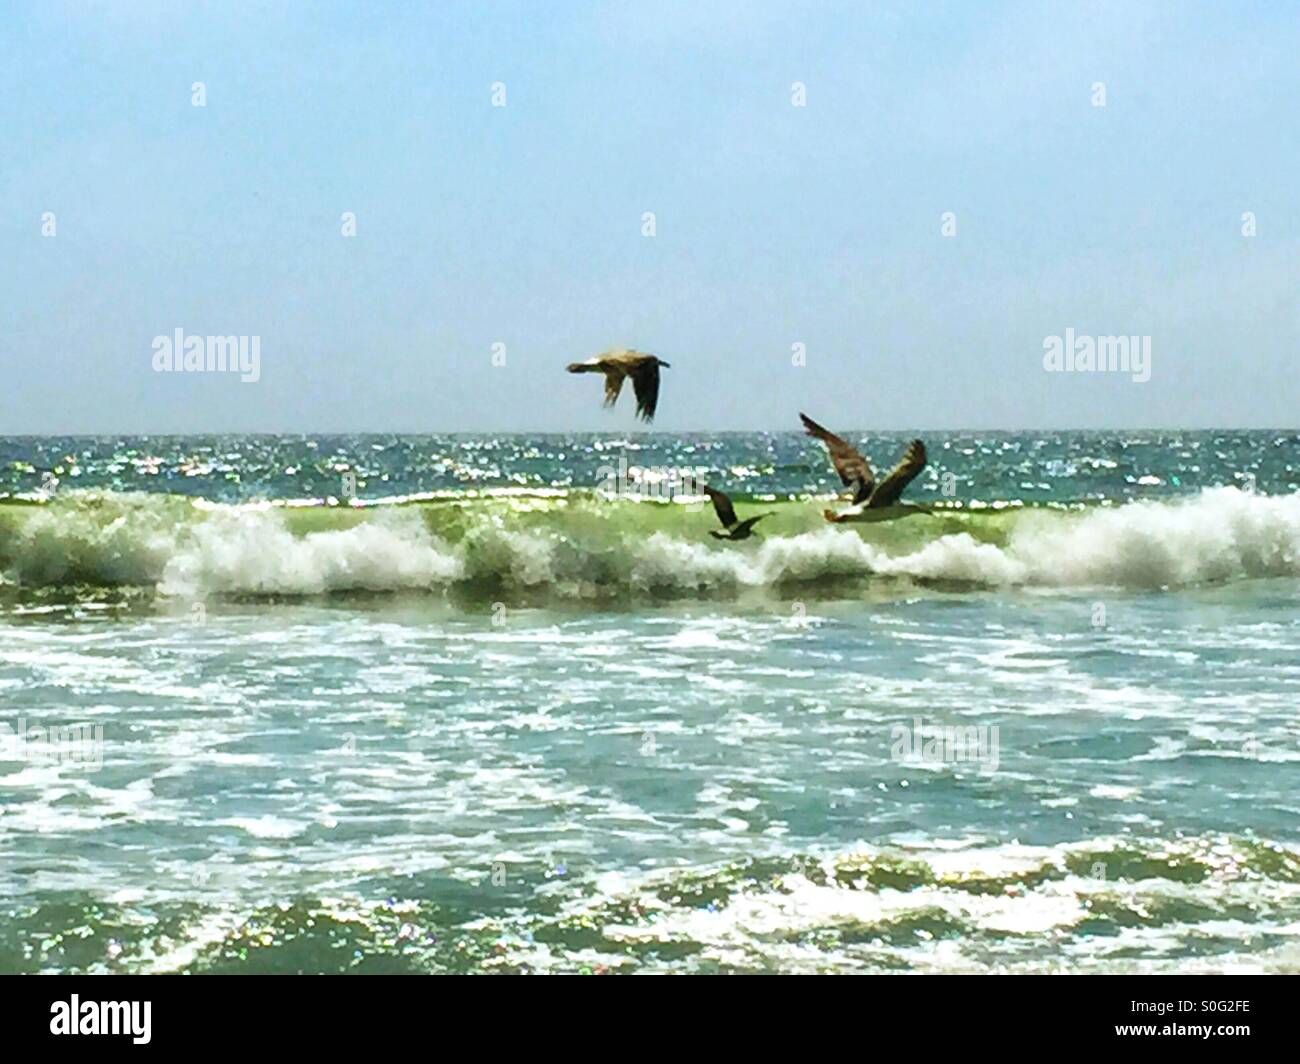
(907, 486, 1300, 587)
(624, 487, 1300, 590)
(160, 509, 462, 596)
(5, 486, 1300, 595)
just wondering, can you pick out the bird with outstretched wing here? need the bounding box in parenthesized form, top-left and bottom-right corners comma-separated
(800, 412, 928, 520)
(567, 349, 671, 422)
(702, 484, 772, 541)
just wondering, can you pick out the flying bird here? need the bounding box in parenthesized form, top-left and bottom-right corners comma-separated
(799, 413, 928, 521)
(566, 349, 670, 422)
(702, 484, 772, 541)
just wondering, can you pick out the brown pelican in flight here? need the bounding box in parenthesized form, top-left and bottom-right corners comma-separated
(702, 484, 772, 541)
(800, 413, 928, 522)
(566, 349, 670, 422)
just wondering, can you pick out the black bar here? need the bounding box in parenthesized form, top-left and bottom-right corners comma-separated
(0, 974, 1288, 1051)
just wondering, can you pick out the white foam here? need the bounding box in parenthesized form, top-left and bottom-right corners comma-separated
(870, 486, 1300, 588)
(12, 486, 1300, 596)
(160, 509, 462, 596)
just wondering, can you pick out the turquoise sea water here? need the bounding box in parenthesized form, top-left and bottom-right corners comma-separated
(2, 432, 1299, 973)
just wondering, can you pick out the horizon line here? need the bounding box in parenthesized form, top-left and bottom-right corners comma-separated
(3, 426, 1298, 439)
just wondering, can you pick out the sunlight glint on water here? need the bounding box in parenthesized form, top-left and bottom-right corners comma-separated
(1, 432, 1298, 973)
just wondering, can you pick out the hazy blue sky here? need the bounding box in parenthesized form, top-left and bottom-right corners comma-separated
(2, 0, 1297, 433)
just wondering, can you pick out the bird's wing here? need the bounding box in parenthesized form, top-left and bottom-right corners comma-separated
(733, 513, 772, 537)
(799, 413, 874, 498)
(867, 440, 927, 508)
(702, 484, 738, 528)
(602, 367, 627, 407)
(629, 358, 661, 421)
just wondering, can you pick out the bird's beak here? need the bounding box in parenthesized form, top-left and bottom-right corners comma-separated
(658, 360, 671, 368)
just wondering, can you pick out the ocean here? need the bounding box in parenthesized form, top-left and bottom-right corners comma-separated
(2, 430, 1299, 974)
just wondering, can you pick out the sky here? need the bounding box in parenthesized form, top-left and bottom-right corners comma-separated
(1, 0, 1297, 433)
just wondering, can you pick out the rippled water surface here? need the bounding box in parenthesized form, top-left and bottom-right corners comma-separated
(2, 432, 1298, 973)
(4, 429, 1298, 503)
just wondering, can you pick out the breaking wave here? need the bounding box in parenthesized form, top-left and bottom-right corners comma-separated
(2, 486, 1299, 599)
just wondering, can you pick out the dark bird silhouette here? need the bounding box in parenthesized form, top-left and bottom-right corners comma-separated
(702, 484, 772, 540)
(566, 349, 670, 422)
(799, 412, 928, 521)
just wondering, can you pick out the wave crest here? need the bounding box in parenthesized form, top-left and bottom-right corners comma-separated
(160, 510, 463, 596)
(3, 486, 1299, 598)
